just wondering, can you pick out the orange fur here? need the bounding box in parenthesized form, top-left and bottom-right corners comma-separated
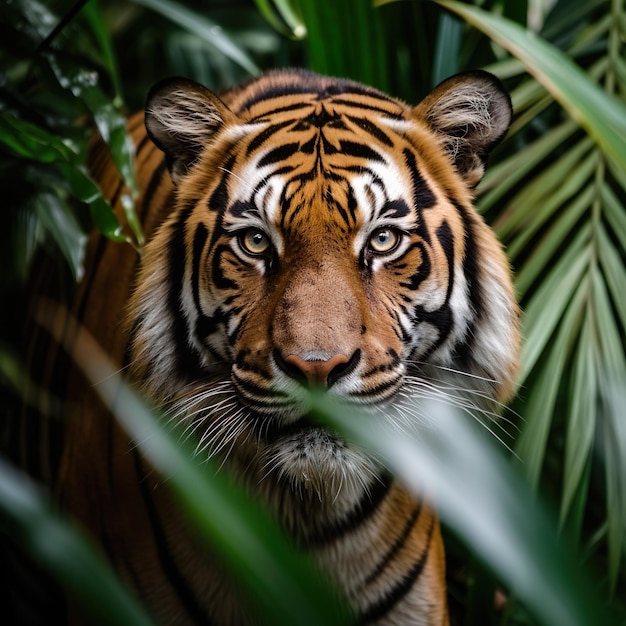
(25, 69, 520, 625)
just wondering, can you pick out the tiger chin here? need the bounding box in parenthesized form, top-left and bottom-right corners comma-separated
(54, 68, 520, 625)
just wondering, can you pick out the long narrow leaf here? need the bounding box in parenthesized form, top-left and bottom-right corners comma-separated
(253, 0, 307, 38)
(432, 12, 462, 84)
(0, 112, 74, 163)
(53, 162, 125, 242)
(561, 311, 596, 522)
(131, 0, 260, 76)
(45, 54, 139, 200)
(602, 381, 626, 593)
(309, 394, 613, 626)
(436, 0, 626, 169)
(32, 191, 87, 282)
(602, 164, 626, 253)
(507, 148, 596, 261)
(597, 222, 626, 336)
(0, 459, 155, 626)
(520, 226, 590, 380)
(480, 120, 578, 215)
(515, 183, 594, 295)
(34, 302, 351, 626)
(515, 279, 587, 487)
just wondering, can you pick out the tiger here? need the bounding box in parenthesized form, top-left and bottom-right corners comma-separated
(21, 68, 520, 625)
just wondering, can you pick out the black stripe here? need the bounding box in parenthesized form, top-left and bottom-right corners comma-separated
(167, 205, 205, 378)
(109, 180, 125, 209)
(134, 131, 153, 157)
(347, 115, 394, 146)
(360, 517, 435, 624)
(239, 87, 316, 112)
(234, 350, 272, 379)
(246, 119, 294, 154)
(381, 199, 410, 219)
(328, 85, 398, 103)
(303, 474, 393, 548)
(339, 140, 385, 163)
(324, 187, 351, 229)
(352, 376, 402, 398)
(140, 158, 168, 219)
(257, 142, 301, 167)
(403, 148, 436, 212)
(231, 371, 286, 401)
(411, 221, 456, 358)
(330, 98, 401, 116)
(191, 222, 216, 345)
(192, 222, 208, 311)
(88, 142, 110, 180)
(211, 244, 238, 290)
(208, 154, 235, 212)
(346, 186, 358, 224)
(450, 200, 483, 367)
(364, 501, 423, 585)
(133, 450, 215, 625)
(247, 101, 313, 119)
(362, 349, 401, 379)
(400, 241, 430, 290)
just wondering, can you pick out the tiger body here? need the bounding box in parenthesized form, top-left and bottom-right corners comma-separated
(30, 68, 519, 625)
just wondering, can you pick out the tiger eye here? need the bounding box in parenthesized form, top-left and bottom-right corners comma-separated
(240, 229, 270, 255)
(369, 228, 400, 254)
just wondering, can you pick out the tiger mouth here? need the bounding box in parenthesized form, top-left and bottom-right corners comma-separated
(260, 412, 336, 445)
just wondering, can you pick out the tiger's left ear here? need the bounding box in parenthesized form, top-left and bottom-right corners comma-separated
(413, 71, 512, 188)
(145, 77, 238, 184)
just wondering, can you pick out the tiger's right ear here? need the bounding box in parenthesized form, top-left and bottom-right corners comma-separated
(145, 77, 236, 184)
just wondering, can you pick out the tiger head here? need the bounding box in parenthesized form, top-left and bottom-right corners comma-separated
(129, 69, 519, 508)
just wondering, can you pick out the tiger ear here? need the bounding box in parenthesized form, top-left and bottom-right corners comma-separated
(413, 70, 512, 188)
(145, 77, 236, 184)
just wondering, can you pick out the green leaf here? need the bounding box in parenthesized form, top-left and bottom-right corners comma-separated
(561, 312, 596, 523)
(35, 303, 351, 626)
(31, 191, 87, 282)
(480, 120, 579, 215)
(597, 222, 626, 340)
(253, 0, 307, 39)
(309, 393, 613, 626)
(432, 12, 462, 84)
(0, 459, 155, 626)
(601, 381, 626, 594)
(602, 164, 626, 253)
(131, 0, 260, 76)
(515, 183, 594, 296)
(0, 112, 75, 163)
(53, 162, 125, 242)
(515, 278, 587, 487)
(520, 225, 590, 381)
(45, 55, 138, 197)
(82, 0, 124, 104)
(436, 0, 626, 170)
(298, 0, 389, 90)
(506, 146, 596, 261)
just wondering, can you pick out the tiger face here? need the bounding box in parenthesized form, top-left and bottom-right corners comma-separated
(130, 69, 519, 512)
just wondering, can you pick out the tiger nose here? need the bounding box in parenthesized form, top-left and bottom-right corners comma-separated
(277, 351, 360, 388)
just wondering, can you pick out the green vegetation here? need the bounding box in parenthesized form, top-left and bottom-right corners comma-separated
(1, 1, 625, 624)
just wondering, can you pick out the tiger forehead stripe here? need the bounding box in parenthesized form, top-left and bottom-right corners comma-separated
(236, 77, 403, 113)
